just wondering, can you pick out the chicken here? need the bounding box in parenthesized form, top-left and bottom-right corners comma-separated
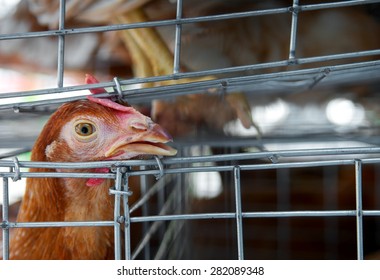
(7, 74, 177, 260)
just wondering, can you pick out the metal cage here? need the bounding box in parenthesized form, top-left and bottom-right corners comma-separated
(1, 0, 380, 260)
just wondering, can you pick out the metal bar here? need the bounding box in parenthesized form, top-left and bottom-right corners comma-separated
(0, 171, 114, 180)
(1, 50, 379, 102)
(57, 0, 66, 88)
(138, 166, 150, 259)
(113, 167, 123, 260)
(4, 157, 380, 180)
(233, 166, 244, 260)
(2, 149, 380, 177)
(363, 210, 380, 216)
(1, 58, 380, 110)
(5, 209, 379, 229)
(295, 50, 380, 65)
(173, 0, 183, 74)
(355, 159, 364, 260)
(2, 0, 379, 42)
(130, 210, 358, 224)
(157, 177, 165, 240)
(375, 165, 380, 247)
(3, 146, 379, 169)
(0, 160, 377, 180)
(123, 173, 132, 260)
(299, 0, 380, 12)
(2, 176, 10, 260)
(124, 159, 358, 177)
(0, 7, 290, 41)
(288, 0, 299, 60)
(8, 221, 114, 228)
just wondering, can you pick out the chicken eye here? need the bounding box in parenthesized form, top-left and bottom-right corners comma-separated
(75, 122, 96, 137)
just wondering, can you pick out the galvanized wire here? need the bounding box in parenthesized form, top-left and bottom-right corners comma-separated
(1, 147, 380, 259)
(1, 57, 379, 111)
(1, 0, 380, 260)
(0, 0, 380, 110)
(355, 159, 364, 260)
(1, 176, 9, 260)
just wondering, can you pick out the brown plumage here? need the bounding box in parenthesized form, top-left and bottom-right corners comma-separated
(8, 75, 177, 259)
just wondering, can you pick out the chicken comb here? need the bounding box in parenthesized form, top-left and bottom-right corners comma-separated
(85, 74, 133, 113)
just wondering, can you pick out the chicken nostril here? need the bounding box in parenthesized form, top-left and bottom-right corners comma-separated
(131, 121, 148, 131)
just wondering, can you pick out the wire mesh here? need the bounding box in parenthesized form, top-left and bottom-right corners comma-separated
(2, 147, 380, 259)
(1, 0, 380, 260)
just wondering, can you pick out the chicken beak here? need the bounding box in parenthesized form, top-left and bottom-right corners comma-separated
(105, 120, 177, 160)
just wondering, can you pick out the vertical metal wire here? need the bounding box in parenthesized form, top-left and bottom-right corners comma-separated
(288, 0, 299, 60)
(375, 164, 380, 248)
(2, 176, 10, 260)
(139, 166, 150, 259)
(355, 159, 364, 260)
(158, 176, 165, 239)
(233, 166, 244, 260)
(123, 173, 132, 260)
(113, 167, 123, 260)
(57, 0, 66, 87)
(173, 0, 183, 74)
(178, 146, 189, 258)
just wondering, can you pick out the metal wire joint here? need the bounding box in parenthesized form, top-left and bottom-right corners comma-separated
(113, 77, 124, 103)
(12, 157, 21, 182)
(154, 156, 165, 180)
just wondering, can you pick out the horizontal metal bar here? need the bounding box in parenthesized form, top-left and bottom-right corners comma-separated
(0, 171, 115, 180)
(243, 210, 357, 218)
(1, 147, 380, 172)
(4, 210, 380, 230)
(1, 0, 378, 41)
(123, 160, 354, 177)
(0, 158, 376, 180)
(296, 49, 380, 65)
(1, 58, 379, 111)
(362, 210, 380, 216)
(130, 209, 380, 224)
(299, 0, 380, 12)
(131, 213, 235, 223)
(1, 50, 379, 101)
(2, 176, 10, 260)
(0, 7, 291, 41)
(7, 221, 114, 228)
(2, 147, 380, 168)
(160, 146, 380, 166)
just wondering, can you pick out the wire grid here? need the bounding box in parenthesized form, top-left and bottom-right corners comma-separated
(2, 147, 380, 260)
(0, 0, 379, 109)
(1, 0, 380, 259)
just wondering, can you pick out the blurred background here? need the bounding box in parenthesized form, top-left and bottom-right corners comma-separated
(1, 0, 380, 259)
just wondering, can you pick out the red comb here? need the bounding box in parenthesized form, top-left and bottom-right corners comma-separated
(87, 95, 136, 113)
(85, 73, 107, 94)
(85, 74, 137, 114)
